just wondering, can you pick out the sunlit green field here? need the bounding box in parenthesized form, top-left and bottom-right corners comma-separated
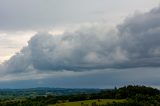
(48, 99, 126, 106)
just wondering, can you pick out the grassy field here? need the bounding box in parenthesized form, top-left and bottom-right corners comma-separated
(48, 99, 126, 106)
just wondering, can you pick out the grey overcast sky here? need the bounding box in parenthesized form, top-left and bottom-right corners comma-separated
(0, 0, 160, 88)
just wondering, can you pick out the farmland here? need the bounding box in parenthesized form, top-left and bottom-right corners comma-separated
(49, 99, 126, 106)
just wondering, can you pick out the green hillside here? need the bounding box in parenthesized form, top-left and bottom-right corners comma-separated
(48, 99, 126, 106)
(0, 85, 160, 106)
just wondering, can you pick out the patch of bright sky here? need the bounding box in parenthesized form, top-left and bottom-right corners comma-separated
(0, 31, 36, 63)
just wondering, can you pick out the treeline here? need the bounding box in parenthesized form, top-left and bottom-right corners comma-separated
(0, 100, 44, 106)
(0, 88, 100, 99)
(0, 85, 160, 106)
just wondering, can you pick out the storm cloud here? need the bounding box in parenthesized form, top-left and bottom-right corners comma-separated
(1, 5, 160, 77)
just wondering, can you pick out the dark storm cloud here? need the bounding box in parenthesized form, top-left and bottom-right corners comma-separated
(117, 6, 160, 68)
(1, 6, 160, 74)
(0, 68, 159, 88)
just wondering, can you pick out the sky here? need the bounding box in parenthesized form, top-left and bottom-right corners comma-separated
(0, 0, 160, 88)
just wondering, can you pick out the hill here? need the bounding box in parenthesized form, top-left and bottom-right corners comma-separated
(48, 99, 126, 106)
(0, 85, 160, 106)
(0, 87, 101, 99)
